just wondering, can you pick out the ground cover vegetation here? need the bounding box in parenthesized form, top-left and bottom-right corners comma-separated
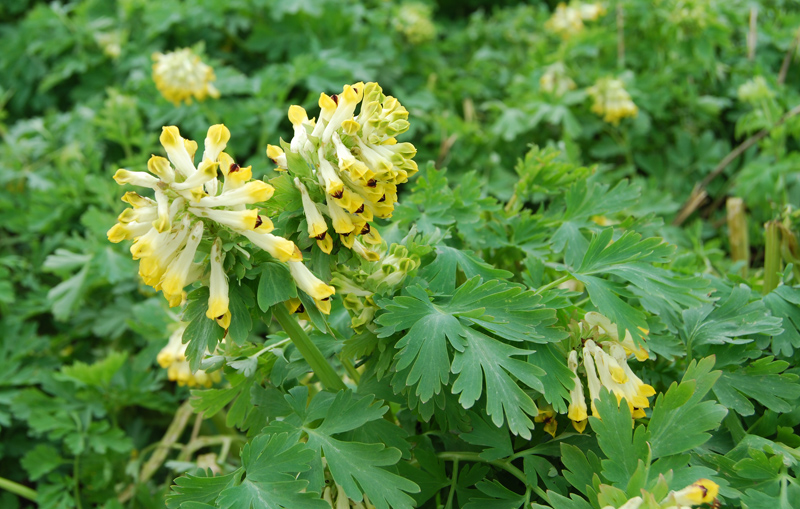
(2, 0, 800, 507)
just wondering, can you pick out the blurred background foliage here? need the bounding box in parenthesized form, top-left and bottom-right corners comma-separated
(2, 0, 800, 507)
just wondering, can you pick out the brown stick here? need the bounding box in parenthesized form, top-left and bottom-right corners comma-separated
(672, 103, 800, 226)
(778, 27, 800, 85)
(747, 7, 758, 61)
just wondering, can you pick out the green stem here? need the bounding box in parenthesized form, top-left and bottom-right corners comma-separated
(444, 458, 459, 509)
(0, 477, 37, 502)
(437, 452, 526, 485)
(273, 305, 347, 391)
(535, 274, 574, 295)
(764, 220, 782, 295)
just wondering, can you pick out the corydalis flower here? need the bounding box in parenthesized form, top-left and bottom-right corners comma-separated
(108, 124, 298, 322)
(587, 78, 638, 125)
(583, 311, 649, 361)
(157, 325, 221, 387)
(267, 82, 417, 261)
(583, 339, 656, 419)
(152, 48, 219, 105)
(393, 2, 437, 45)
(545, 2, 605, 38)
(540, 62, 576, 96)
(601, 478, 719, 509)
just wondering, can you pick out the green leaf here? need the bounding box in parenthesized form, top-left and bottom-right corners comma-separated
(590, 389, 650, 487)
(763, 285, 800, 357)
(451, 328, 544, 438)
(59, 351, 127, 387)
(228, 284, 254, 344)
(167, 469, 238, 509)
(681, 285, 783, 349)
(421, 246, 513, 294)
(265, 389, 420, 509)
(648, 357, 727, 459)
(183, 289, 225, 371)
(21, 444, 64, 481)
(377, 278, 555, 436)
(463, 480, 526, 508)
(573, 229, 708, 346)
(216, 433, 326, 509)
(711, 357, 800, 416)
(257, 262, 297, 312)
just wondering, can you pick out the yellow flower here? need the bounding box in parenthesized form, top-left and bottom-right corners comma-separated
(545, 3, 584, 38)
(109, 124, 293, 324)
(586, 78, 638, 125)
(567, 350, 588, 433)
(287, 261, 336, 314)
(661, 478, 719, 507)
(584, 311, 649, 361)
(534, 407, 558, 438)
(157, 325, 222, 388)
(152, 48, 219, 105)
(540, 62, 576, 96)
(584, 340, 655, 417)
(393, 2, 437, 44)
(270, 81, 417, 261)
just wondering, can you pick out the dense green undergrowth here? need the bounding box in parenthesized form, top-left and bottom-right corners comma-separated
(2, 1, 800, 508)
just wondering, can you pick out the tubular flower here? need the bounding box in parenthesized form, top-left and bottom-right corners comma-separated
(288, 261, 336, 315)
(584, 311, 649, 361)
(587, 78, 638, 125)
(567, 350, 588, 433)
(534, 407, 558, 438)
(108, 124, 298, 320)
(268, 82, 417, 261)
(661, 479, 719, 508)
(157, 326, 221, 388)
(585, 340, 656, 417)
(152, 48, 219, 105)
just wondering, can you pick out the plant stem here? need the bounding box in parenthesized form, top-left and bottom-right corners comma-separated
(535, 274, 573, 295)
(0, 477, 37, 502)
(444, 458, 459, 509)
(763, 220, 782, 295)
(273, 304, 347, 391)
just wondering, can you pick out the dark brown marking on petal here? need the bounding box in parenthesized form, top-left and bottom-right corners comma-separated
(355, 203, 365, 214)
(331, 94, 338, 105)
(378, 194, 386, 202)
(315, 232, 328, 241)
(366, 179, 377, 188)
(255, 215, 263, 229)
(360, 223, 370, 235)
(229, 163, 240, 173)
(295, 303, 305, 313)
(332, 189, 343, 199)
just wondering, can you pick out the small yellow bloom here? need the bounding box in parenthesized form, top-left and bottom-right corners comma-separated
(287, 261, 335, 313)
(534, 407, 558, 438)
(205, 238, 229, 322)
(587, 78, 638, 125)
(662, 479, 719, 507)
(152, 48, 219, 105)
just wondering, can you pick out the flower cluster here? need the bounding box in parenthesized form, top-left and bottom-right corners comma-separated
(109, 125, 281, 323)
(587, 78, 638, 125)
(393, 2, 437, 45)
(152, 48, 219, 105)
(545, 2, 606, 38)
(559, 312, 654, 433)
(604, 478, 719, 509)
(267, 82, 417, 262)
(108, 125, 338, 322)
(540, 62, 576, 96)
(157, 325, 221, 387)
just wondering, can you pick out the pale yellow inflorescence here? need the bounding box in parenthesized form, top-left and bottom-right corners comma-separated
(545, 2, 607, 39)
(157, 325, 221, 388)
(602, 478, 719, 509)
(152, 48, 219, 105)
(549, 312, 654, 436)
(587, 77, 638, 125)
(267, 81, 417, 262)
(540, 62, 577, 96)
